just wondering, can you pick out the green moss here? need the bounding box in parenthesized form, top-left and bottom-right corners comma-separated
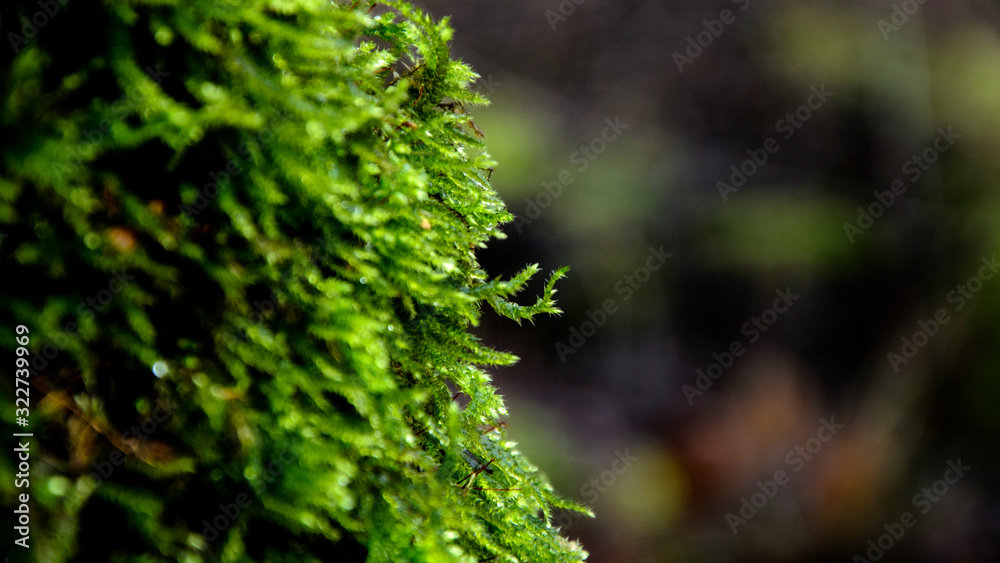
(0, 1, 589, 561)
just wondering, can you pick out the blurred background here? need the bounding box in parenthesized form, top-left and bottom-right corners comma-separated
(416, 0, 1000, 561)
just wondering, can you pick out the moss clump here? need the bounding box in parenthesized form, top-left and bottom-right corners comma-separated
(0, 0, 588, 561)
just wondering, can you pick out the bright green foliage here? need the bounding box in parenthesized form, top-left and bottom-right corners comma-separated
(0, 0, 588, 561)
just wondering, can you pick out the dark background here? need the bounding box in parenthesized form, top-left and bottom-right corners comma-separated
(417, 0, 1000, 561)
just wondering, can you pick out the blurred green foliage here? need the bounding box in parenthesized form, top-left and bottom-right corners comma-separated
(426, 1, 1000, 559)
